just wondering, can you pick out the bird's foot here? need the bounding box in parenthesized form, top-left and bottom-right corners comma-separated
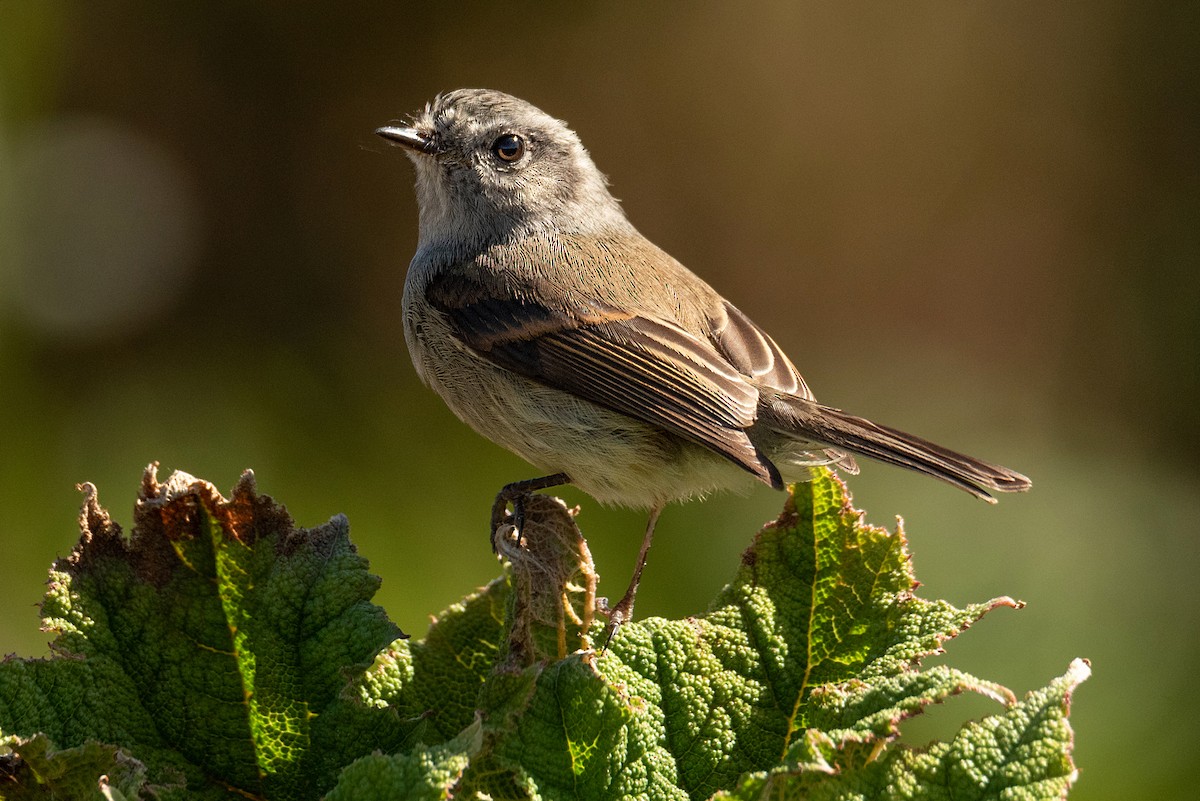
(490, 473, 571, 551)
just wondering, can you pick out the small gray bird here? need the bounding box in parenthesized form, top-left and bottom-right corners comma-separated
(377, 89, 1029, 628)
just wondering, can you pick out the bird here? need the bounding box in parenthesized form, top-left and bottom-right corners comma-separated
(375, 89, 1030, 630)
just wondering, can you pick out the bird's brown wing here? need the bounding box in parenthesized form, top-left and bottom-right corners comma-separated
(425, 270, 782, 488)
(710, 300, 815, 400)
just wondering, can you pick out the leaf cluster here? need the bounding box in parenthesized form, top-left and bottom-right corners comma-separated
(0, 467, 1086, 800)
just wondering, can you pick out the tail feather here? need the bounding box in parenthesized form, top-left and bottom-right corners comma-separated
(763, 397, 1032, 503)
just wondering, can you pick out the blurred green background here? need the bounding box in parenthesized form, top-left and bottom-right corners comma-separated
(1, 2, 1196, 798)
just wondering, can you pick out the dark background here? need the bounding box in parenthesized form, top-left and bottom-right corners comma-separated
(1, 3, 1196, 798)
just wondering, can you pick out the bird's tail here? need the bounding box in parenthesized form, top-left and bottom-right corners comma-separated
(762, 397, 1032, 503)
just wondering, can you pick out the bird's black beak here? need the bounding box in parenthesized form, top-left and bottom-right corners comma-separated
(375, 126, 437, 154)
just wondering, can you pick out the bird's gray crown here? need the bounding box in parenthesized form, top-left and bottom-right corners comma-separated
(387, 89, 630, 248)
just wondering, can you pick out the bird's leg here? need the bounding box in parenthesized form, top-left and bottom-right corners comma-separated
(490, 473, 571, 550)
(603, 504, 664, 645)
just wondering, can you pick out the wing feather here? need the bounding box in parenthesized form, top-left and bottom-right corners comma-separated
(713, 300, 813, 400)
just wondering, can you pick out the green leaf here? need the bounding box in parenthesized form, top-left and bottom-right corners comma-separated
(334, 571, 511, 745)
(715, 659, 1091, 800)
(0, 465, 413, 800)
(323, 718, 482, 801)
(0, 733, 156, 801)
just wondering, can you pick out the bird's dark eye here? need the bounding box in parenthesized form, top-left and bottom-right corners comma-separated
(491, 134, 525, 163)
